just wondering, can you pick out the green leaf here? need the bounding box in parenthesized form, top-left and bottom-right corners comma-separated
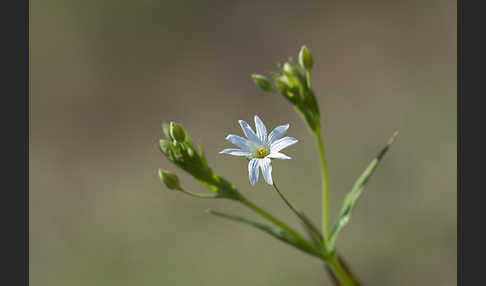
(329, 131, 399, 250)
(206, 209, 323, 258)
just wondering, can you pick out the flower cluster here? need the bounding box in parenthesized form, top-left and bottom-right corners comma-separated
(252, 46, 320, 133)
(158, 122, 241, 200)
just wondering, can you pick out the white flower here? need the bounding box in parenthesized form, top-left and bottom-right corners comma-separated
(219, 115, 298, 186)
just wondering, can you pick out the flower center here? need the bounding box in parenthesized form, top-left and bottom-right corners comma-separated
(256, 147, 268, 158)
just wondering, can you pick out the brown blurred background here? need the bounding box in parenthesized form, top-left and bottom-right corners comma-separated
(30, 0, 456, 285)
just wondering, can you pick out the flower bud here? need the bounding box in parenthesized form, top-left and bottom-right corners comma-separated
(251, 74, 273, 92)
(298, 46, 313, 71)
(282, 62, 294, 74)
(281, 73, 298, 89)
(170, 122, 186, 142)
(159, 139, 170, 154)
(187, 146, 195, 157)
(162, 123, 171, 139)
(159, 169, 181, 190)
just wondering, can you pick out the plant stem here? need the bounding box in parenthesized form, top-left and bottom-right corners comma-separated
(327, 253, 361, 286)
(271, 184, 360, 286)
(306, 70, 312, 88)
(272, 183, 301, 219)
(314, 128, 331, 244)
(272, 183, 326, 251)
(178, 187, 217, 199)
(239, 196, 324, 259)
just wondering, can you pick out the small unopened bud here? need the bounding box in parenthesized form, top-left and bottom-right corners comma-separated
(280, 73, 298, 88)
(298, 46, 313, 71)
(251, 74, 273, 92)
(187, 146, 195, 157)
(159, 139, 170, 153)
(282, 62, 294, 74)
(162, 123, 171, 139)
(159, 169, 180, 190)
(170, 122, 186, 142)
(274, 76, 287, 90)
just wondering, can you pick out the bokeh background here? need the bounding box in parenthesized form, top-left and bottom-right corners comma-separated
(30, 0, 456, 285)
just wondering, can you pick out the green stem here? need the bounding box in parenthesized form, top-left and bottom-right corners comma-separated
(327, 254, 361, 286)
(178, 187, 217, 199)
(272, 183, 301, 219)
(239, 196, 324, 259)
(241, 193, 359, 285)
(272, 183, 327, 252)
(314, 128, 330, 244)
(306, 70, 312, 88)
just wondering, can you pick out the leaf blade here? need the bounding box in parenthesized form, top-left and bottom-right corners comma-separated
(206, 209, 323, 258)
(329, 131, 398, 250)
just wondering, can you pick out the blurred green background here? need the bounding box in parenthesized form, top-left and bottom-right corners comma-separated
(30, 0, 456, 285)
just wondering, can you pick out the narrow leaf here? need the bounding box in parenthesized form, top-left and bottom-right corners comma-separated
(329, 131, 398, 250)
(207, 209, 322, 258)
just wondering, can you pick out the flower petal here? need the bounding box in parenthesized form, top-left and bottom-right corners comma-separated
(267, 124, 289, 144)
(270, 136, 298, 153)
(238, 120, 260, 144)
(248, 158, 260, 186)
(254, 115, 267, 143)
(259, 158, 273, 185)
(225, 134, 251, 151)
(219, 148, 252, 157)
(267, 152, 291, 160)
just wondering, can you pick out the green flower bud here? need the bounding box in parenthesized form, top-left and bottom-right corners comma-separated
(162, 123, 171, 139)
(170, 122, 186, 142)
(282, 62, 294, 74)
(159, 169, 181, 190)
(187, 146, 195, 157)
(251, 74, 273, 92)
(298, 46, 313, 71)
(273, 75, 286, 90)
(280, 73, 298, 88)
(159, 139, 170, 154)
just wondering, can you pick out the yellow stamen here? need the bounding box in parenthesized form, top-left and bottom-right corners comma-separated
(257, 147, 267, 158)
